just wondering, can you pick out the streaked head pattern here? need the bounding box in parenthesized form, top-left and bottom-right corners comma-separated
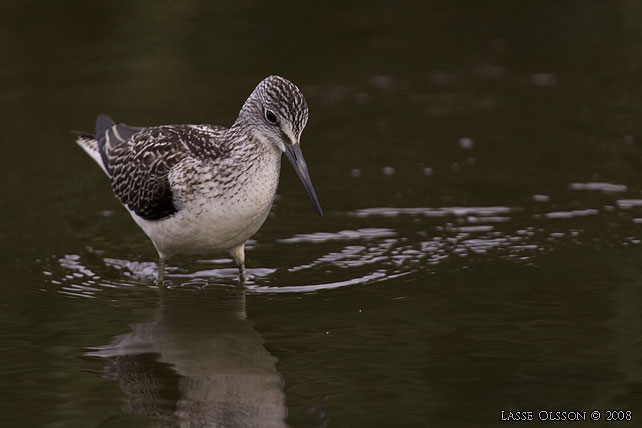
(235, 75, 322, 217)
(237, 75, 308, 150)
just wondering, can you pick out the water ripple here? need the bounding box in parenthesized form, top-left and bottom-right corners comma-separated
(249, 270, 391, 294)
(349, 206, 515, 218)
(44, 189, 642, 297)
(541, 209, 599, 219)
(278, 228, 395, 244)
(569, 182, 627, 192)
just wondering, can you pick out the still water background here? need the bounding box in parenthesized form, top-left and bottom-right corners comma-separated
(3, 1, 642, 427)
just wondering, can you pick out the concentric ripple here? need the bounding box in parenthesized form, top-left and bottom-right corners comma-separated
(45, 181, 642, 297)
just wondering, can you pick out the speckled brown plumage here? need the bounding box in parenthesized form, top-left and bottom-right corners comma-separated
(75, 75, 322, 283)
(98, 118, 230, 220)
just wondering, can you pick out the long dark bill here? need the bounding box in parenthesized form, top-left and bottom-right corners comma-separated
(284, 145, 324, 217)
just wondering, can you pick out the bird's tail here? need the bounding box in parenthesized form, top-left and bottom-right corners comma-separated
(73, 128, 109, 176)
(95, 114, 116, 138)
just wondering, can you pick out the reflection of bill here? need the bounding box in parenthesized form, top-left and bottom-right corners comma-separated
(86, 291, 288, 427)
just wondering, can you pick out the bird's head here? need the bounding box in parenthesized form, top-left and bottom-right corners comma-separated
(237, 75, 322, 217)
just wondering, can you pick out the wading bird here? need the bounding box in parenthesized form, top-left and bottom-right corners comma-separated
(76, 76, 322, 283)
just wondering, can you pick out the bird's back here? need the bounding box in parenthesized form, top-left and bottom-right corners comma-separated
(77, 115, 230, 220)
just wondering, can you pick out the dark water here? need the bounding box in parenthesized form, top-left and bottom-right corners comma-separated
(3, 1, 642, 427)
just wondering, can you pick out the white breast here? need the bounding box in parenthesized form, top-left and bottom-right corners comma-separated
(133, 147, 282, 259)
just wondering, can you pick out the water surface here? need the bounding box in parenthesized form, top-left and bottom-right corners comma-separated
(3, 1, 642, 427)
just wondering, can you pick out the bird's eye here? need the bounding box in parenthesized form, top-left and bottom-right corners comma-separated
(265, 110, 278, 124)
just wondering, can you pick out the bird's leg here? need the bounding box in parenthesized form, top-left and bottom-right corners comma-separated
(157, 257, 165, 286)
(239, 263, 247, 284)
(230, 244, 247, 284)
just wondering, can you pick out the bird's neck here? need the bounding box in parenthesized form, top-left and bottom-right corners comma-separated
(224, 122, 281, 171)
(227, 97, 283, 163)
(227, 117, 281, 155)
(223, 122, 283, 211)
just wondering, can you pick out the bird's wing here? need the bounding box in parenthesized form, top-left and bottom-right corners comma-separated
(102, 123, 228, 221)
(96, 115, 143, 173)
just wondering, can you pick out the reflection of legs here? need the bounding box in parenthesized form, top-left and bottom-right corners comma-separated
(230, 244, 246, 284)
(157, 257, 165, 285)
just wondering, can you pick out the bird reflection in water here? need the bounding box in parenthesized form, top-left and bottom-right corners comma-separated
(85, 289, 288, 427)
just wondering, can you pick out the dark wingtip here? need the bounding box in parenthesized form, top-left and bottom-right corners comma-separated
(95, 114, 115, 135)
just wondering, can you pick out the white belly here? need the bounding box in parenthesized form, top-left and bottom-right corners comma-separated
(133, 152, 281, 259)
